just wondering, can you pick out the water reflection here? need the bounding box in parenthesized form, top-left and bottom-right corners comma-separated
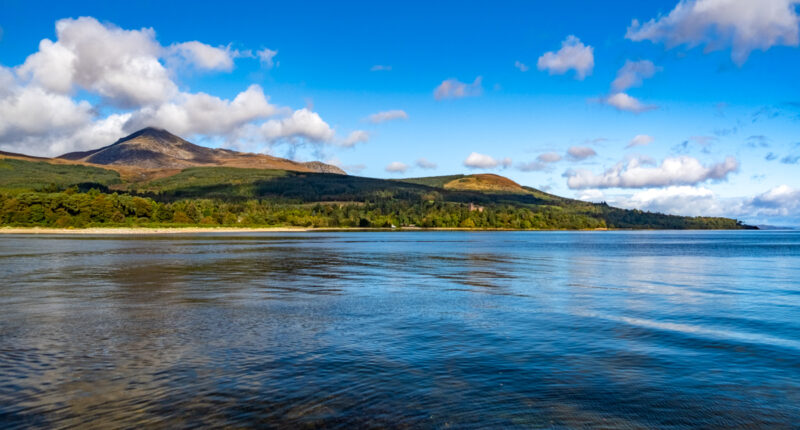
(1, 231, 799, 428)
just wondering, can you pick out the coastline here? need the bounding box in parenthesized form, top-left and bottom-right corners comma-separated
(0, 226, 313, 234)
(0, 226, 613, 234)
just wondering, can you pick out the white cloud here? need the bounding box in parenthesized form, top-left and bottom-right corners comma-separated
(434, 77, 483, 100)
(537, 35, 594, 79)
(370, 65, 392, 71)
(341, 130, 369, 147)
(0, 85, 93, 141)
(578, 186, 733, 218)
(514, 60, 530, 72)
(611, 60, 660, 92)
(385, 161, 408, 173)
(416, 158, 437, 169)
(627, 134, 655, 148)
(168, 41, 236, 71)
(18, 17, 177, 108)
(567, 146, 597, 160)
(258, 108, 335, 143)
(750, 185, 800, 211)
(565, 155, 739, 189)
(603, 92, 657, 113)
(366, 109, 408, 123)
(577, 189, 607, 202)
(0, 83, 124, 156)
(16, 38, 76, 94)
(580, 184, 800, 226)
(124, 84, 279, 136)
(257, 48, 278, 69)
(617, 186, 725, 215)
(463, 152, 512, 169)
(626, 0, 800, 65)
(0, 17, 350, 158)
(538, 152, 563, 163)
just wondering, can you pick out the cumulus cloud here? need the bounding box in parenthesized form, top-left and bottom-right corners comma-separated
(341, 130, 369, 147)
(463, 152, 512, 169)
(625, 0, 800, 65)
(750, 185, 800, 215)
(611, 60, 660, 92)
(124, 84, 279, 136)
(584, 184, 800, 225)
(0, 83, 128, 156)
(18, 17, 177, 108)
(257, 48, 278, 69)
(168, 41, 236, 71)
(603, 92, 657, 113)
(385, 161, 409, 173)
(580, 186, 734, 217)
(565, 155, 739, 189)
(258, 108, 335, 143)
(514, 60, 530, 72)
(416, 158, 437, 169)
(434, 77, 483, 100)
(0, 17, 347, 157)
(618, 186, 726, 215)
(0, 85, 93, 141)
(627, 134, 655, 148)
(537, 35, 594, 79)
(366, 109, 408, 123)
(567, 146, 597, 160)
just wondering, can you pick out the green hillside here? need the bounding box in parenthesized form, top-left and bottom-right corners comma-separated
(0, 158, 121, 190)
(0, 159, 751, 229)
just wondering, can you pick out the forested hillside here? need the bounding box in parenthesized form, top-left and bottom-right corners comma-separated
(0, 158, 751, 229)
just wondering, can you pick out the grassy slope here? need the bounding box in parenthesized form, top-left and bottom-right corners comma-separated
(0, 159, 748, 229)
(0, 158, 121, 190)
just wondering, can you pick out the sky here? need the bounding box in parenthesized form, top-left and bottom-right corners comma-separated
(1, 0, 799, 226)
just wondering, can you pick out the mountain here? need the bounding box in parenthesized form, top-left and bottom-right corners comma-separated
(0, 156, 753, 230)
(58, 127, 345, 174)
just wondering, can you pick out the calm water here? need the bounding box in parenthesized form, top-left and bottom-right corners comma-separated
(1, 231, 799, 429)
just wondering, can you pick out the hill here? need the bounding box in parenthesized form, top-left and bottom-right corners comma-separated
(0, 157, 753, 230)
(58, 127, 345, 174)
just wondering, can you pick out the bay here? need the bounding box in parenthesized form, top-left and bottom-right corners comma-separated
(1, 231, 798, 428)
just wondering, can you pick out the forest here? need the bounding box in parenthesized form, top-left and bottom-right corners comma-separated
(0, 158, 749, 230)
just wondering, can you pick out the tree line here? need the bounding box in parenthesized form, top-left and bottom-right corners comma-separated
(0, 188, 609, 229)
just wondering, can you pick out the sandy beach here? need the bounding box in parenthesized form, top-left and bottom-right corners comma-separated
(0, 226, 613, 234)
(0, 226, 315, 235)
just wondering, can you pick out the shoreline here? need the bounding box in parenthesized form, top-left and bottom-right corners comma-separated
(0, 226, 765, 235)
(0, 226, 612, 235)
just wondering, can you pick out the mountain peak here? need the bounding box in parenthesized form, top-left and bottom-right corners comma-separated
(57, 128, 346, 174)
(114, 127, 184, 145)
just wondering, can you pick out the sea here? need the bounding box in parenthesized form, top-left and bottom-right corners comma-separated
(1, 231, 798, 428)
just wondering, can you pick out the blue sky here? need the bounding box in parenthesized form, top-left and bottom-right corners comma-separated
(1, 0, 799, 225)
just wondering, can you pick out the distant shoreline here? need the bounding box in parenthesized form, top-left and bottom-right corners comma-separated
(0, 227, 767, 235)
(0, 226, 616, 234)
